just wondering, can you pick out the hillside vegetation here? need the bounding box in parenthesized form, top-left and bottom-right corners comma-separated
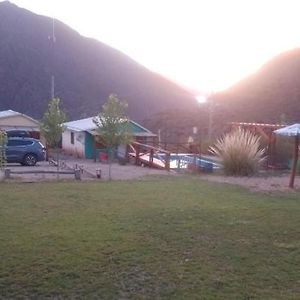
(144, 48, 300, 142)
(0, 1, 196, 121)
(212, 48, 300, 126)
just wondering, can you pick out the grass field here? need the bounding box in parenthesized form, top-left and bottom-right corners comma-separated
(0, 176, 299, 299)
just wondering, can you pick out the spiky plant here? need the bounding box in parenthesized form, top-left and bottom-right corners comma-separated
(209, 128, 265, 176)
(0, 130, 7, 170)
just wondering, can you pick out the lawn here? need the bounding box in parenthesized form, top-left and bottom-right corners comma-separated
(0, 176, 299, 299)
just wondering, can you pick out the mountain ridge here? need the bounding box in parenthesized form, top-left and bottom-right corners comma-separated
(0, 1, 197, 121)
(210, 47, 300, 130)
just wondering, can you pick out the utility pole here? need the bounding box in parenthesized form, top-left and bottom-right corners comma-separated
(51, 17, 56, 99)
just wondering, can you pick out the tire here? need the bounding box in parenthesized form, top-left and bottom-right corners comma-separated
(23, 153, 37, 166)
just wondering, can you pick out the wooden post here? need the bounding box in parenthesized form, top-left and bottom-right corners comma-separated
(150, 149, 154, 168)
(4, 168, 11, 179)
(74, 168, 81, 180)
(193, 154, 197, 170)
(289, 135, 299, 188)
(96, 169, 101, 179)
(177, 156, 181, 171)
(165, 152, 170, 171)
(135, 144, 140, 165)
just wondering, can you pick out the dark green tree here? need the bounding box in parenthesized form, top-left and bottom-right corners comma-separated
(93, 94, 132, 180)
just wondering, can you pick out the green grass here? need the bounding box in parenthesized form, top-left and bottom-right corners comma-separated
(0, 177, 299, 299)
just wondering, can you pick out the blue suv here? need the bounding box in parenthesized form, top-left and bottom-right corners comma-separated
(6, 138, 46, 166)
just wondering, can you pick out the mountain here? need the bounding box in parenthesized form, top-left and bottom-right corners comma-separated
(211, 48, 300, 126)
(146, 48, 300, 144)
(0, 1, 197, 122)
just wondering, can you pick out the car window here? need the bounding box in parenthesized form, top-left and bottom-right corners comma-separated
(7, 140, 33, 146)
(7, 140, 19, 146)
(6, 130, 30, 137)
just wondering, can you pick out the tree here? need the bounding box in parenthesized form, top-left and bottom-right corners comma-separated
(40, 98, 66, 178)
(93, 94, 132, 180)
(40, 98, 66, 148)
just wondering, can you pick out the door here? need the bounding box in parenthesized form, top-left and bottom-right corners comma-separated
(6, 140, 27, 162)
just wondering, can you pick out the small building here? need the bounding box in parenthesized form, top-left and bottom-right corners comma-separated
(62, 116, 157, 159)
(0, 110, 40, 138)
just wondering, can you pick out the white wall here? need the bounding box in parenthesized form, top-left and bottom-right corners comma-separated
(62, 130, 85, 158)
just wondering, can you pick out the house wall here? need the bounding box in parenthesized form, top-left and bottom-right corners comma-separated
(62, 130, 85, 158)
(0, 115, 39, 127)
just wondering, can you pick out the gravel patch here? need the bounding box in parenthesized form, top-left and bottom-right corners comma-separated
(200, 173, 300, 192)
(4, 155, 299, 192)
(4, 157, 176, 182)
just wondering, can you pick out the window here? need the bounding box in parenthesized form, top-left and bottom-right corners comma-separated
(70, 132, 74, 144)
(7, 140, 32, 146)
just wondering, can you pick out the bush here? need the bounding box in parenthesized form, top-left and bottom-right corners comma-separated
(0, 130, 7, 170)
(209, 128, 265, 176)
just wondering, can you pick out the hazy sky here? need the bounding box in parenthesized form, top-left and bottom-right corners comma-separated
(9, 0, 300, 93)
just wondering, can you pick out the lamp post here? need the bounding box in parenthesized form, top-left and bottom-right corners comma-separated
(196, 93, 214, 140)
(207, 92, 215, 141)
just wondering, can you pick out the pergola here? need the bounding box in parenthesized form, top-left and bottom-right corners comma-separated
(229, 122, 286, 168)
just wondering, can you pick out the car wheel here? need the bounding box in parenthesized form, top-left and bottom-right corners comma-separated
(23, 154, 37, 166)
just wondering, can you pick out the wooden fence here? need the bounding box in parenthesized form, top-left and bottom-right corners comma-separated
(128, 142, 171, 171)
(4, 168, 82, 180)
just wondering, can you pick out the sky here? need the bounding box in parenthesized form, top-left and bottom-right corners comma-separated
(9, 0, 300, 94)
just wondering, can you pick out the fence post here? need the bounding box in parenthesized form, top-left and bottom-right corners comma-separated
(150, 148, 154, 168)
(96, 169, 101, 179)
(4, 168, 11, 179)
(135, 144, 140, 165)
(74, 168, 81, 180)
(165, 153, 170, 171)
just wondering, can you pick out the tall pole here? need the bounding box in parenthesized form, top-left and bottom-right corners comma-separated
(51, 17, 56, 99)
(207, 97, 214, 141)
(50, 16, 59, 178)
(289, 134, 299, 188)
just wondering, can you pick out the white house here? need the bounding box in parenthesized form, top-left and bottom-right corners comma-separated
(0, 110, 40, 138)
(62, 117, 156, 159)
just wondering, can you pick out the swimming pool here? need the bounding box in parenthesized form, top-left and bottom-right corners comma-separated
(154, 153, 222, 170)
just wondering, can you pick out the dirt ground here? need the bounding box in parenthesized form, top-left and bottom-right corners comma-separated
(3, 155, 300, 192)
(200, 172, 300, 192)
(4, 156, 174, 182)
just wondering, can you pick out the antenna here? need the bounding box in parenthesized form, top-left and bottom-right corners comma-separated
(51, 17, 56, 99)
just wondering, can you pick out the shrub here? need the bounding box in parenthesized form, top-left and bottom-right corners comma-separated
(209, 128, 265, 176)
(0, 130, 7, 170)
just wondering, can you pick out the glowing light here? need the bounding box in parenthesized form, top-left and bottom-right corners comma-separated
(196, 96, 207, 104)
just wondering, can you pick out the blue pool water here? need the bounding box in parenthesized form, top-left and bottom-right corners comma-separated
(154, 153, 221, 170)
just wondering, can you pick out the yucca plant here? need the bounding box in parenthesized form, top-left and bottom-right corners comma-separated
(0, 130, 7, 170)
(209, 128, 265, 176)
